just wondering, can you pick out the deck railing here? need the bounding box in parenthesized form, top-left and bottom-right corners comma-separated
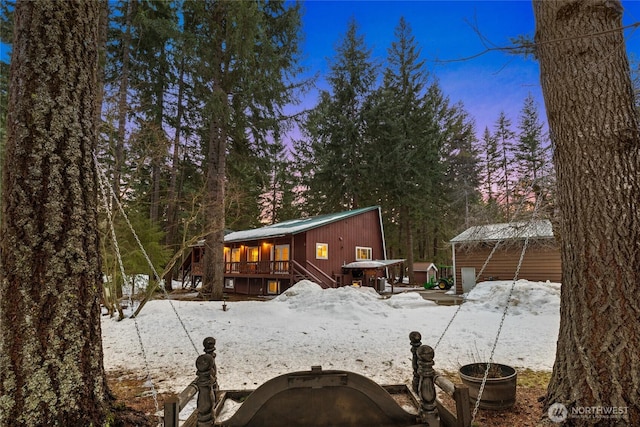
(224, 260, 290, 275)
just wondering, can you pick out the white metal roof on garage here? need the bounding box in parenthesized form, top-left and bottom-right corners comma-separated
(450, 219, 554, 243)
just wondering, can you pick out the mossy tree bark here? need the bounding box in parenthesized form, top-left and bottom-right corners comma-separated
(533, 1, 640, 424)
(0, 1, 110, 425)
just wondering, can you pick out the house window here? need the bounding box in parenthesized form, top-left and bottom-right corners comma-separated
(316, 243, 328, 260)
(225, 278, 234, 289)
(231, 248, 241, 272)
(267, 280, 280, 294)
(247, 247, 259, 262)
(273, 244, 290, 273)
(247, 246, 260, 272)
(356, 246, 372, 261)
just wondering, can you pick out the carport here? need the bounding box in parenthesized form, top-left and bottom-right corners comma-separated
(341, 259, 405, 292)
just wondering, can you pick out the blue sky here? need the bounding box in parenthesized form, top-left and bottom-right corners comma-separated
(297, 0, 640, 137)
(1, 1, 638, 141)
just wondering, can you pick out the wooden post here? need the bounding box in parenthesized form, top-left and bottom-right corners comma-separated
(409, 331, 422, 394)
(196, 354, 215, 427)
(164, 394, 180, 427)
(203, 336, 219, 392)
(417, 344, 440, 427)
(453, 384, 471, 427)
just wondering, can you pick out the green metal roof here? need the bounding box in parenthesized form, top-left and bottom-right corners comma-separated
(224, 206, 380, 243)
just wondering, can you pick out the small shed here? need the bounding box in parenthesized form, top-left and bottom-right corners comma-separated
(413, 262, 438, 286)
(450, 220, 561, 294)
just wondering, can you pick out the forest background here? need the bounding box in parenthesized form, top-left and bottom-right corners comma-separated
(0, 1, 639, 292)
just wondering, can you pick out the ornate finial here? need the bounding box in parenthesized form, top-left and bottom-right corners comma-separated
(196, 354, 215, 426)
(202, 336, 219, 392)
(410, 331, 422, 394)
(203, 337, 216, 356)
(416, 344, 439, 425)
(417, 345, 435, 368)
(196, 353, 213, 372)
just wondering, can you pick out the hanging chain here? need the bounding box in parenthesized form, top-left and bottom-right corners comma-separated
(94, 155, 160, 416)
(434, 237, 502, 351)
(434, 180, 546, 351)
(470, 234, 530, 422)
(93, 153, 200, 356)
(470, 195, 544, 423)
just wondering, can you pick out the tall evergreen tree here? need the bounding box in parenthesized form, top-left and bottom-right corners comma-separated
(1, 2, 110, 424)
(128, 0, 177, 224)
(297, 18, 378, 213)
(493, 111, 516, 218)
(480, 126, 501, 202)
(534, 1, 640, 422)
(103, 2, 182, 285)
(440, 108, 481, 229)
(260, 140, 300, 224)
(411, 87, 480, 263)
(513, 93, 550, 211)
(185, 0, 303, 300)
(365, 17, 441, 281)
(105, 0, 134, 202)
(0, 0, 12, 208)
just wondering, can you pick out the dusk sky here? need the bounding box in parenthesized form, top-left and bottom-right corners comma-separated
(1, 1, 638, 142)
(296, 0, 640, 139)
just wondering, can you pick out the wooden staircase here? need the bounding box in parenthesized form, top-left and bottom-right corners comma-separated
(291, 260, 337, 289)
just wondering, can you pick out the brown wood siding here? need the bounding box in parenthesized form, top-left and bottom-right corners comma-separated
(304, 209, 385, 280)
(294, 233, 306, 265)
(454, 241, 561, 294)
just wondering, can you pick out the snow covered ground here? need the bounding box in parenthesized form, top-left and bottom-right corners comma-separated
(101, 279, 560, 396)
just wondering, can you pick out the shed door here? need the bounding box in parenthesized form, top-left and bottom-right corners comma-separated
(461, 267, 476, 293)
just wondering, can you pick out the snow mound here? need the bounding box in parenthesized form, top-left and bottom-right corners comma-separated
(385, 291, 437, 309)
(274, 281, 389, 320)
(273, 280, 323, 301)
(465, 280, 561, 315)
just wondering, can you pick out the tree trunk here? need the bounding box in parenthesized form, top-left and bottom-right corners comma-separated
(115, 0, 133, 202)
(167, 88, 185, 227)
(0, 1, 109, 425)
(401, 205, 415, 284)
(150, 46, 166, 225)
(164, 57, 187, 290)
(201, 104, 227, 301)
(534, 1, 640, 424)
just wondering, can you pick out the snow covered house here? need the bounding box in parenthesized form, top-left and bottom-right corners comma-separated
(450, 219, 561, 294)
(180, 206, 404, 295)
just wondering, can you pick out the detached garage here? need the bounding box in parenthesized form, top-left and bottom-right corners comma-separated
(450, 220, 561, 294)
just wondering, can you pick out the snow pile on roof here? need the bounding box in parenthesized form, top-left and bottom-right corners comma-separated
(465, 280, 561, 316)
(342, 259, 405, 269)
(450, 219, 554, 243)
